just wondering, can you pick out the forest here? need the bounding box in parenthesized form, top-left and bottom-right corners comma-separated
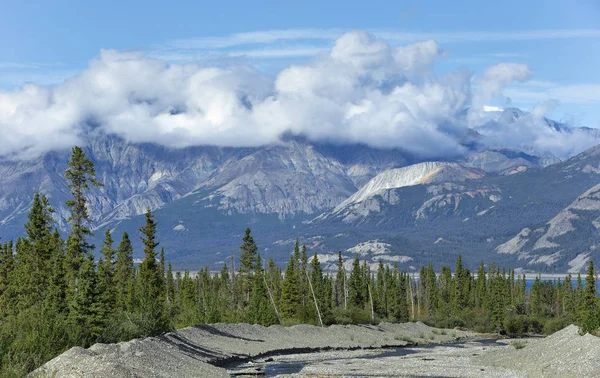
(0, 146, 599, 377)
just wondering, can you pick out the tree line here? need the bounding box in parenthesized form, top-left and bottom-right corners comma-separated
(0, 146, 599, 376)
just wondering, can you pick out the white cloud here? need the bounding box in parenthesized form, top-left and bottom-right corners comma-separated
(0, 29, 596, 160)
(165, 28, 600, 51)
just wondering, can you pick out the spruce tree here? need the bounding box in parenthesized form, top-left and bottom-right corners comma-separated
(97, 229, 116, 321)
(239, 228, 258, 300)
(309, 252, 329, 323)
(137, 208, 168, 335)
(0, 241, 15, 317)
(335, 251, 346, 309)
(44, 231, 67, 315)
(115, 232, 134, 310)
(280, 253, 301, 321)
(68, 252, 103, 346)
(580, 260, 599, 334)
(348, 255, 364, 309)
(247, 254, 278, 326)
(64, 146, 103, 299)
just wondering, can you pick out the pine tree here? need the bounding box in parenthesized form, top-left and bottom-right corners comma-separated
(97, 229, 116, 321)
(15, 193, 56, 310)
(64, 146, 103, 299)
(335, 251, 346, 309)
(580, 260, 599, 334)
(0, 241, 15, 317)
(280, 252, 301, 321)
(68, 253, 103, 346)
(137, 208, 168, 335)
(44, 231, 67, 315)
(239, 228, 258, 300)
(115, 232, 134, 310)
(348, 255, 364, 309)
(247, 254, 278, 326)
(309, 252, 328, 324)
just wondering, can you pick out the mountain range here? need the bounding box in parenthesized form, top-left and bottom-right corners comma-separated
(1, 107, 599, 273)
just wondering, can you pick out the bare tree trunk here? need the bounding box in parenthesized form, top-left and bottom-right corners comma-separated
(408, 275, 415, 321)
(263, 270, 281, 323)
(368, 282, 375, 323)
(306, 269, 323, 327)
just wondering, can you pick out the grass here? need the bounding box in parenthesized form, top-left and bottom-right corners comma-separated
(510, 340, 527, 350)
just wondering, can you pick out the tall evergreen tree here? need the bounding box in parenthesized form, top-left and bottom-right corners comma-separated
(0, 241, 15, 317)
(580, 260, 599, 334)
(280, 252, 301, 320)
(114, 232, 134, 310)
(97, 229, 116, 321)
(247, 254, 278, 326)
(137, 208, 168, 335)
(348, 256, 364, 309)
(64, 146, 103, 298)
(44, 231, 67, 315)
(239, 228, 258, 300)
(335, 251, 346, 309)
(68, 253, 102, 346)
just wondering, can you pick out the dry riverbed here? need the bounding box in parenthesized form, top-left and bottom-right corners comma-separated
(31, 323, 600, 377)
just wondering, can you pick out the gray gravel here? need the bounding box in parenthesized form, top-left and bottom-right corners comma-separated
(477, 324, 600, 377)
(31, 323, 600, 377)
(30, 322, 469, 377)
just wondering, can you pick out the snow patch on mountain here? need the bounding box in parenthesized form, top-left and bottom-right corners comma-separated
(568, 253, 591, 273)
(347, 240, 391, 256)
(333, 162, 485, 212)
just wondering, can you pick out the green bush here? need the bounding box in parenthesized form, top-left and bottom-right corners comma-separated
(504, 314, 529, 336)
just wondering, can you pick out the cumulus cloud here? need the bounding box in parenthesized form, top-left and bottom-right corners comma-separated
(0, 29, 594, 160)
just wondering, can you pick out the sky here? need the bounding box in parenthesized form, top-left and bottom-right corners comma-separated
(0, 0, 599, 159)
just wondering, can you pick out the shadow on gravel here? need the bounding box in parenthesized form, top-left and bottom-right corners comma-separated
(192, 325, 265, 342)
(161, 333, 245, 361)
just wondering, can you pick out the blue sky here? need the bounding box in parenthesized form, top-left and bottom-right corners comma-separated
(2, 0, 599, 126)
(0, 0, 599, 159)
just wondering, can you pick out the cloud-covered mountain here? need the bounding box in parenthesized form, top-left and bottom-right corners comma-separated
(1, 30, 597, 162)
(1, 28, 599, 271)
(1, 126, 599, 272)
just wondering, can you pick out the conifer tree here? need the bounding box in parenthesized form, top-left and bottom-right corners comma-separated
(15, 193, 56, 310)
(348, 255, 364, 309)
(0, 241, 15, 317)
(580, 260, 599, 334)
(137, 208, 168, 335)
(239, 228, 258, 299)
(69, 253, 102, 346)
(97, 229, 116, 320)
(335, 251, 346, 308)
(309, 252, 329, 323)
(247, 254, 278, 325)
(280, 252, 301, 320)
(64, 146, 103, 298)
(115, 232, 134, 310)
(300, 244, 308, 307)
(44, 231, 67, 315)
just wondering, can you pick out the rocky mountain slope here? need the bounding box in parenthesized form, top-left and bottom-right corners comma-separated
(0, 112, 599, 272)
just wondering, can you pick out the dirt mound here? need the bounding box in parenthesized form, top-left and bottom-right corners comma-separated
(478, 324, 600, 377)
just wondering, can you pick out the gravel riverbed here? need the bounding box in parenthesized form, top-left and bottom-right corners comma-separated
(30, 323, 600, 377)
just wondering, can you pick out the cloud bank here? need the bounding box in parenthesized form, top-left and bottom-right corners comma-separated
(0, 30, 595, 159)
